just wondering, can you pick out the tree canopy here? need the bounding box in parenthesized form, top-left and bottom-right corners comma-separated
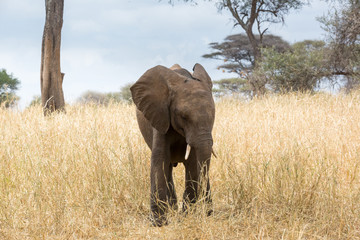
(203, 33, 290, 75)
(172, 0, 307, 64)
(170, 0, 309, 96)
(0, 68, 20, 107)
(217, 0, 305, 61)
(256, 40, 327, 93)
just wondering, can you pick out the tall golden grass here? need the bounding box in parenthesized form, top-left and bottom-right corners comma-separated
(0, 92, 359, 239)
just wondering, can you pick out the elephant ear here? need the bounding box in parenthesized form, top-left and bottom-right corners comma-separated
(130, 65, 183, 134)
(170, 64, 182, 70)
(173, 68, 193, 79)
(192, 63, 212, 90)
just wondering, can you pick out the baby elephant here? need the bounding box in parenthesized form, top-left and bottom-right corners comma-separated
(130, 63, 215, 226)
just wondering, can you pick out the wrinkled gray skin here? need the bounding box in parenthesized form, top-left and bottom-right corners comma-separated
(130, 63, 215, 226)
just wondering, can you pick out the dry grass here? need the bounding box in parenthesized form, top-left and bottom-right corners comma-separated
(1, 92, 360, 239)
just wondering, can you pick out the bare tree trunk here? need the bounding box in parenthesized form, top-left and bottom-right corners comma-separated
(246, 29, 261, 66)
(41, 0, 65, 115)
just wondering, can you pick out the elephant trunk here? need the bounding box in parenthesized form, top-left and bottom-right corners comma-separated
(194, 141, 212, 168)
(183, 136, 213, 214)
(185, 131, 213, 161)
(184, 144, 217, 160)
(194, 140, 213, 204)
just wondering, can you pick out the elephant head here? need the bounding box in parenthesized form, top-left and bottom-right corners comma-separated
(130, 63, 215, 226)
(131, 63, 214, 148)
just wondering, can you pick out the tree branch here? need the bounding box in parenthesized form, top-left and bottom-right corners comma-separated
(225, 0, 247, 29)
(247, 0, 258, 29)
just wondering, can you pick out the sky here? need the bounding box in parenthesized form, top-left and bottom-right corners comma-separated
(0, 0, 331, 108)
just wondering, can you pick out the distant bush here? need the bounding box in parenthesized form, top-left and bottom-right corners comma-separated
(28, 95, 41, 107)
(77, 91, 118, 105)
(77, 84, 133, 105)
(212, 78, 248, 98)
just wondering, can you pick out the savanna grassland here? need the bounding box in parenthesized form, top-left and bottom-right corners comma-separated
(1, 93, 360, 239)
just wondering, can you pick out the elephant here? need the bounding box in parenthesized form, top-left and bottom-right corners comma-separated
(130, 63, 216, 226)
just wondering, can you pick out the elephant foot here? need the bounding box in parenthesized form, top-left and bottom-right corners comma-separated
(168, 198, 178, 211)
(150, 213, 168, 227)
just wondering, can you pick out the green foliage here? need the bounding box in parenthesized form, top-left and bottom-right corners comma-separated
(203, 33, 292, 98)
(212, 40, 328, 97)
(0, 68, 20, 108)
(254, 40, 327, 93)
(248, 0, 359, 94)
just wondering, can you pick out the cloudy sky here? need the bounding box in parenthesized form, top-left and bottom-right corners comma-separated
(0, 0, 330, 108)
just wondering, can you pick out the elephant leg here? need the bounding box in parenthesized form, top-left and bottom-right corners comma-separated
(200, 159, 213, 216)
(150, 158, 169, 226)
(150, 131, 173, 226)
(167, 165, 178, 210)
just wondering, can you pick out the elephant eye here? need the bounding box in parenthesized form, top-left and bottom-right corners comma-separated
(175, 108, 187, 120)
(180, 114, 188, 121)
(179, 127, 185, 135)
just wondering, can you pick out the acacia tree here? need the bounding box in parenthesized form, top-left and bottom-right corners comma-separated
(217, 0, 305, 64)
(40, 0, 65, 115)
(319, 0, 360, 91)
(216, 0, 306, 96)
(203, 33, 290, 97)
(171, 0, 306, 64)
(169, 0, 306, 96)
(203, 33, 290, 75)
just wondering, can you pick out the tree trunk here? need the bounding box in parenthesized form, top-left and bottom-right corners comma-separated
(40, 0, 65, 115)
(246, 29, 261, 66)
